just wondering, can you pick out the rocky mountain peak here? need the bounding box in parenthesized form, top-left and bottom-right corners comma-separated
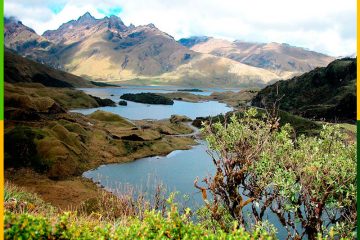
(105, 15, 127, 31)
(146, 23, 156, 28)
(5, 16, 38, 37)
(77, 12, 95, 22)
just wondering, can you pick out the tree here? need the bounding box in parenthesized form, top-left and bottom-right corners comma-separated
(255, 124, 356, 239)
(197, 108, 356, 239)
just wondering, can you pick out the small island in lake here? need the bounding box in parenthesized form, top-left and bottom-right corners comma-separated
(118, 100, 128, 106)
(120, 93, 174, 105)
(177, 88, 203, 92)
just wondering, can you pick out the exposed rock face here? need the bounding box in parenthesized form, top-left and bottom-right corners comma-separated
(5, 17, 48, 51)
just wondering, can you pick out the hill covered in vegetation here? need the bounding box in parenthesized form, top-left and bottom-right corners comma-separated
(252, 58, 356, 122)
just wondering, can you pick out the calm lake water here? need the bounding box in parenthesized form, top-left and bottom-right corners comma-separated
(83, 141, 214, 206)
(72, 87, 232, 120)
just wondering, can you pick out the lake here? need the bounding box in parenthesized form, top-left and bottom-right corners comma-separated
(83, 140, 214, 206)
(72, 87, 232, 120)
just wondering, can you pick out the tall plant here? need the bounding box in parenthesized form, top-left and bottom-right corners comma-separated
(197, 108, 356, 239)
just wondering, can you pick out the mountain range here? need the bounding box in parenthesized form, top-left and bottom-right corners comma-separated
(5, 13, 335, 87)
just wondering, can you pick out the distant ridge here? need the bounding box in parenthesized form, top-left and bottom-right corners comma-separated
(179, 37, 334, 79)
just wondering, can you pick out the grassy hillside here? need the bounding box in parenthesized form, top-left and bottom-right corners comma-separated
(4, 82, 115, 117)
(252, 58, 356, 122)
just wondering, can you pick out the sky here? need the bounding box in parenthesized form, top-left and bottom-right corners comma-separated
(4, 0, 356, 57)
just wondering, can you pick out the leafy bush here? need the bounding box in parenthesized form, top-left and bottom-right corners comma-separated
(199, 108, 356, 239)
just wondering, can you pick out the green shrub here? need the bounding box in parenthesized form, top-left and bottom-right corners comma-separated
(201, 108, 356, 239)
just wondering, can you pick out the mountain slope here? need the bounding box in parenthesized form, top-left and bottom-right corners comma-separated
(180, 37, 334, 78)
(5, 13, 283, 87)
(5, 49, 96, 88)
(251, 58, 356, 122)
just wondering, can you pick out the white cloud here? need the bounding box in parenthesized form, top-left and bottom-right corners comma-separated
(5, 0, 356, 56)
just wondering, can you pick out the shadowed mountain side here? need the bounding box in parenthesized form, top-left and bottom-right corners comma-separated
(5, 49, 95, 88)
(252, 58, 356, 122)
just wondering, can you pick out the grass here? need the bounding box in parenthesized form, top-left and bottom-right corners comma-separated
(4, 184, 273, 240)
(277, 110, 322, 136)
(4, 182, 56, 216)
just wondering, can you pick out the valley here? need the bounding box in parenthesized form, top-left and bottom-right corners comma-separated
(3, 10, 356, 240)
(4, 50, 356, 210)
